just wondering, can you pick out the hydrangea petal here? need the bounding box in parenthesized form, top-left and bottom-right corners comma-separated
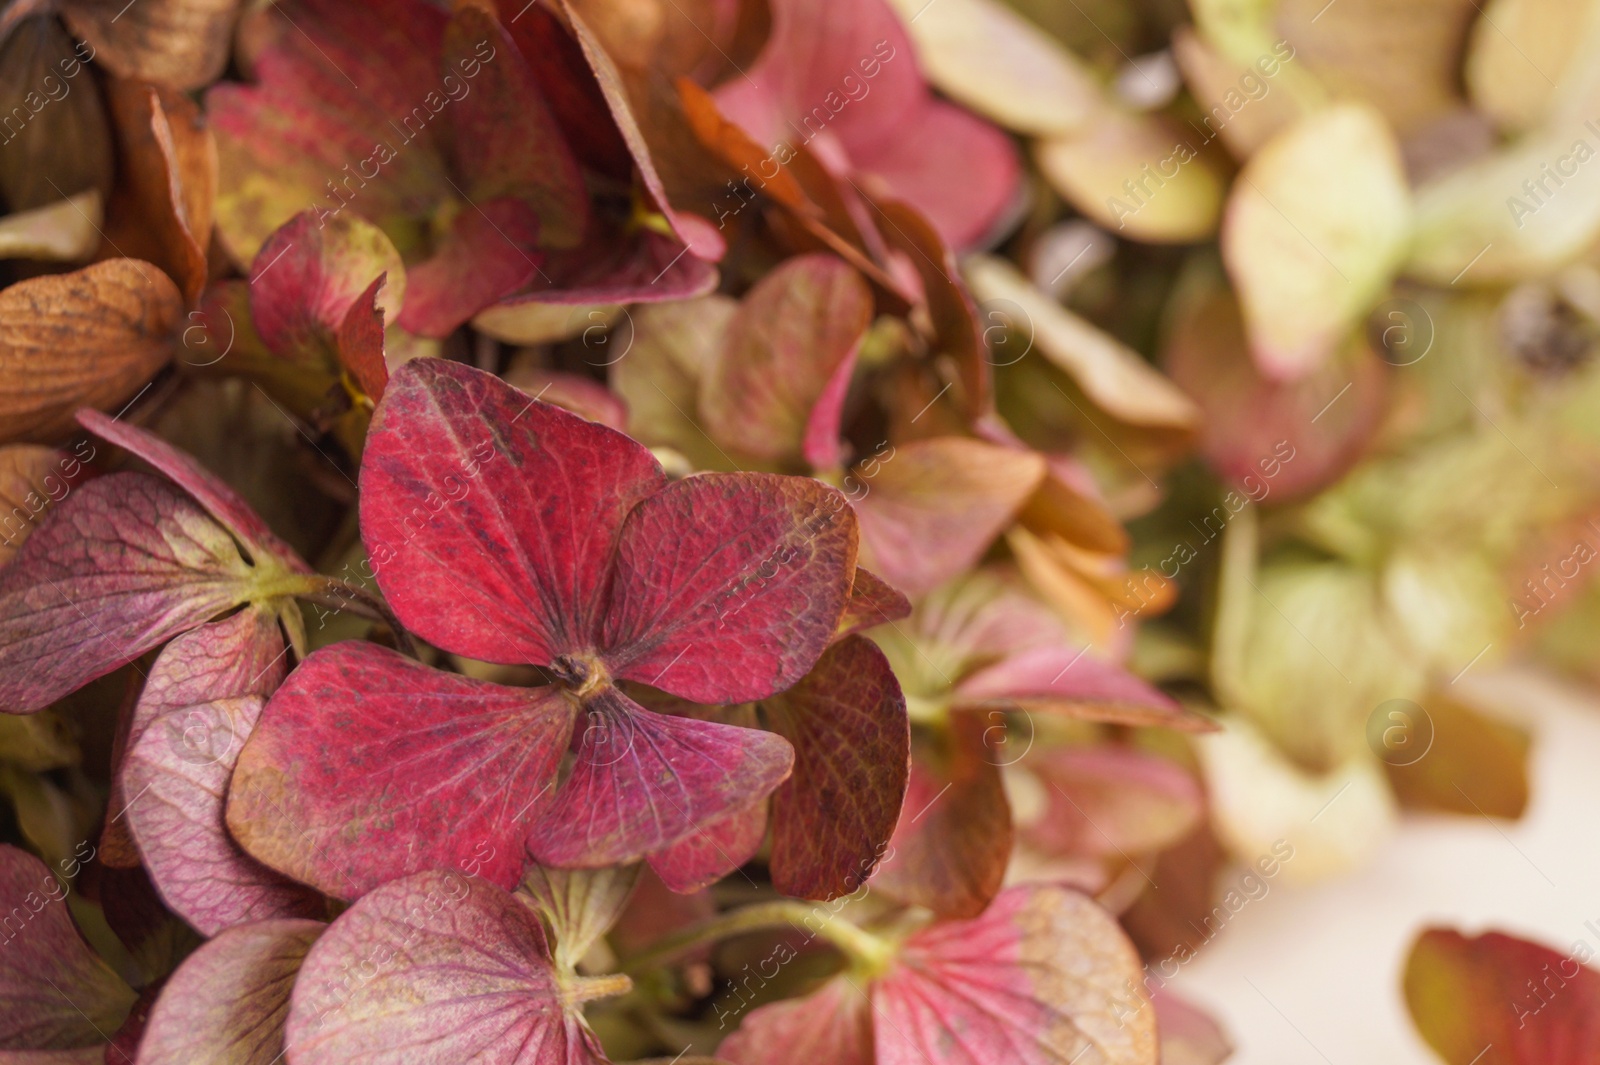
(647, 799, 769, 894)
(0, 473, 254, 714)
(602, 473, 858, 704)
(700, 254, 872, 467)
(228, 641, 571, 897)
(360, 358, 666, 665)
(136, 918, 323, 1065)
(954, 646, 1212, 731)
(286, 871, 601, 1064)
(76, 409, 309, 571)
(530, 686, 793, 868)
(0, 845, 135, 1050)
(126, 696, 324, 936)
(765, 636, 908, 900)
(873, 885, 1156, 1065)
(718, 976, 874, 1065)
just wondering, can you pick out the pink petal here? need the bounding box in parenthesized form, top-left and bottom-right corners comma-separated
(228, 641, 571, 898)
(647, 799, 769, 893)
(396, 198, 543, 337)
(719, 976, 874, 1065)
(1023, 747, 1203, 860)
(0, 846, 134, 1050)
(360, 358, 666, 666)
(0, 474, 256, 714)
(873, 885, 1156, 1065)
(510, 226, 718, 306)
(602, 473, 858, 704)
(849, 99, 1021, 250)
(136, 918, 323, 1065)
(286, 871, 601, 1064)
(953, 645, 1213, 731)
(765, 636, 908, 900)
(126, 695, 324, 936)
(529, 686, 792, 868)
(76, 410, 309, 571)
(700, 254, 872, 467)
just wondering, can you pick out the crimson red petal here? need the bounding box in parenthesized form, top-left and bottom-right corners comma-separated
(227, 641, 571, 898)
(602, 473, 858, 704)
(647, 799, 769, 894)
(529, 686, 793, 868)
(360, 358, 666, 665)
(395, 198, 544, 337)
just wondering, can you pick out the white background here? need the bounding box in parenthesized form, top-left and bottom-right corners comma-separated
(1168, 666, 1600, 1063)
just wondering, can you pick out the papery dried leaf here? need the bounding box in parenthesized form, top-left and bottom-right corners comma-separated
(530, 686, 792, 868)
(0, 445, 86, 567)
(1464, 0, 1580, 132)
(872, 716, 1011, 918)
(0, 845, 134, 1049)
(100, 79, 216, 303)
(1036, 110, 1225, 244)
(286, 870, 601, 1064)
(601, 472, 858, 704)
(136, 918, 322, 1065)
(873, 885, 1155, 1065)
(701, 254, 871, 468)
(360, 357, 666, 666)
(1223, 104, 1411, 379)
(0, 259, 180, 444)
(854, 437, 1045, 598)
(0, 192, 102, 262)
(834, 567, 912, 640)
(884, 0, 1097, 135)
(1405, 927, 1600, 1064)
(764, 636, 907, 899)
(229, 640, 571, 897)
(0, 473, 255, 714)
(1383, 692, 1530, 818)
(1170, 28, 1299, 158)
(521, 863, 640, 972)
(719, 977, 874, 1065)
(0, 19, 110, 213)
(60, 0, 240, 90)
(964, 256, 1200, 430)
(1277, 0, 1478, 135)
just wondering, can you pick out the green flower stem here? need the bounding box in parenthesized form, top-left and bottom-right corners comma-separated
(621, 899, 895, 977)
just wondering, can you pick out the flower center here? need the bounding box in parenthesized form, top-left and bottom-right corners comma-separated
(550, 652, 609, 700)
